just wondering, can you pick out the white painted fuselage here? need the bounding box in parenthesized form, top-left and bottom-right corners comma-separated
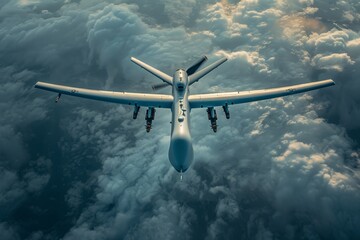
(169, 69, 193, 172)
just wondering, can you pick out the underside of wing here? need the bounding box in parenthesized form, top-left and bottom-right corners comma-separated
(35, 82, 173, 108)
(189, 79, 335, 108)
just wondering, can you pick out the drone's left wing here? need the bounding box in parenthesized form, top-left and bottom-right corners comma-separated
(189, 79, 334, 108)
(35, 82, 173, 108)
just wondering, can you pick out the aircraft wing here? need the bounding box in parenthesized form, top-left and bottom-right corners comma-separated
(189, 79, 334, 108)
(34, 82, 173, 108)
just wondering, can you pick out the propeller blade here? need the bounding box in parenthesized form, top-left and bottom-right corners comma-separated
(186, 56, 208, 76)
(152, 83, 170, 90)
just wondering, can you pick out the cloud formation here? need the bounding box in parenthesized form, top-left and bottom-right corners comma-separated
(0, 0, 359, 239)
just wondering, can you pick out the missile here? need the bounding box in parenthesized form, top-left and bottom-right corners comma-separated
(222, 103, 230, 119)
(133, 105, 140, 119)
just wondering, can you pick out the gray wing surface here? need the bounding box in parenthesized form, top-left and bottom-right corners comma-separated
(35, 82, 173, 108)
(189, 79, 334, 108)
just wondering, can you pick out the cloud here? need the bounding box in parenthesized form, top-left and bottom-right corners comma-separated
(304, 29, 360, 130)
(0, 126, 28, 170)
(0, 0, 360, 239)
(347, 38, 360, 58)
(307, 29, 351, 54)
(0, 223, 20, 240)
(162, 0, 197, 26)
(312, 53, 355, 71)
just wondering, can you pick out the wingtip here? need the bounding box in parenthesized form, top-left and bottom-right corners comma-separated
(131, 57, 140, 63)
(325, 79, 335, 85)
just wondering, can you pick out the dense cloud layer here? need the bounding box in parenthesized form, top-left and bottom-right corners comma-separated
(1, 0, 360, 239)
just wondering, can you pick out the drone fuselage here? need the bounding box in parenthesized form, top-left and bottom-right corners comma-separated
(169, 69, 193, 172)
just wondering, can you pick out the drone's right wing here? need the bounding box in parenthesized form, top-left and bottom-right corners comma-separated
(35, 82, 173, 108)
(189, 79, 334, 108)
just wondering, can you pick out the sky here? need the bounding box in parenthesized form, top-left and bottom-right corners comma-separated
(1, 0, 360, 239)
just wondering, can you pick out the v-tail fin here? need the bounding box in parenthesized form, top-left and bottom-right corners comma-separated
(131, 57, 173, 85)
(189, 57, 227, 85)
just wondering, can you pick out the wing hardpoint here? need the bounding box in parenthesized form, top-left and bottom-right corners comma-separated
(189, 79, 335, 108)
(35, 82, 173, 108)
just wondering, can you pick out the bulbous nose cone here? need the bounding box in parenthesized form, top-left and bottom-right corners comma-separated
(169, 135, 193, 172)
